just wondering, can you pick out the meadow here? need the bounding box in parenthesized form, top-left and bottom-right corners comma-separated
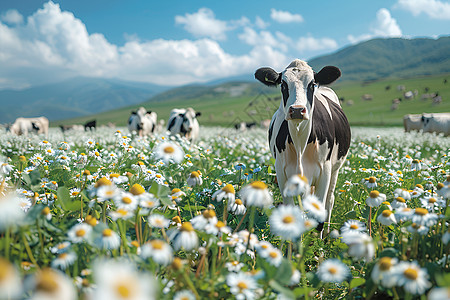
(56, 73, 450, 128)
(0, 126, 449, 299)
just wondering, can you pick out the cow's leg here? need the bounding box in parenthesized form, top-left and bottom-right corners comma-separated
(314, 160, 332, 236)
(275, 157, 291, 205)
(281, 145, 302, 205)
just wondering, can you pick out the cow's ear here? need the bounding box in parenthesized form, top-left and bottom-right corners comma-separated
(255, 67, 281, 86)
(314, 66, 341, 85)
(147, 110, 152, 114)
(195, 112, 202, 117)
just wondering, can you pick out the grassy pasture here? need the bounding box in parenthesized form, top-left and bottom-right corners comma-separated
(55, 74, 450, 128)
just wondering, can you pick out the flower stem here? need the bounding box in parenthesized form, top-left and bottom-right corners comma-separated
(233, 210, 248, 233)
(22, 231, 39, 269)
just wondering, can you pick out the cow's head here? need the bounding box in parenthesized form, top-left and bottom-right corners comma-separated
(180, 108, 201, 133)
(255, 59, 340, 122)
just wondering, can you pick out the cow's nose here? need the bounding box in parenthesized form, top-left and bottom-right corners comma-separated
(289, 105, 307, 120)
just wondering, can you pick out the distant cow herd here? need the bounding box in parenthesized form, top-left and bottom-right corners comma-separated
(403, 113, 450, 136)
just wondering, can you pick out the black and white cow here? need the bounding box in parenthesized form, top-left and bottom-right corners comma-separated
(9, 117, 49, 137)
(167, 108, 201, 141)
(255, 59, 351, 231)
(128, 107, 157, 137)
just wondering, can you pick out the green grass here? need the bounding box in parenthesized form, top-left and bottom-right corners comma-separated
(55, 73, 450, 128)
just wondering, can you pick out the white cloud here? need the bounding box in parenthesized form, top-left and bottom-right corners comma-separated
(238, 27, 288, 52)
(396, 0, 450, 20)
(270, 9, 304, 23)
(1, 9, 23, 25)
(255, 16, 269, 29)
(295, 36, 338, 52)
(175, 8, 229, 40)
(347, 8, 402, 44)
(0, 1, 289, 89)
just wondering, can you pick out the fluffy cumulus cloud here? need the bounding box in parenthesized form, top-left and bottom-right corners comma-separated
(295, 36, 338, 53)
(396, 0, 450, 20)
(0, 2, 290, 89)
(348, 8, 402, 44)
(0, 9, 24, 25)
(175, 8, 229, 40)
(270, 9, 304, 23)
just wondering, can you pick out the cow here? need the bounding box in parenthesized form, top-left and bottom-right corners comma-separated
(84, 120, 96, 131)
(9, 117, 49, 137)
(167, 107, 201, 141)
(403, 114, 423, 132)
(60, 124, 84, 133)
(255, 59, 351, 232)
(234, 122, 257, 131)
(422, 113, 450, 136)
(128, 107, 157, 137)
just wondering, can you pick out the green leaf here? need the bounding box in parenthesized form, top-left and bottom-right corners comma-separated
(269, 279, 295, 299)
(345, 210, 358, 219)
(350, 277, 366, 289)
(149, 182, 171, 205)
(57, 186, 81, 211)
(379, 247, 398, 258)
(275, 259, 293, 285)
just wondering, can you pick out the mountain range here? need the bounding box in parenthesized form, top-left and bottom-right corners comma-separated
(1, 36, 449, 124)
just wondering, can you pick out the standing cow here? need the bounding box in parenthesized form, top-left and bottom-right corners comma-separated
(255, 59, 351, 231)
(422, 113, 450, 136)
(403, 114, 423, 132)
(9, 117, 49, 137)
(128, 107, 157, 137)
(167, 108, 201, 141)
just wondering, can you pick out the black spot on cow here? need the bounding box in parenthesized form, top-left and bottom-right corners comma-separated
(167, 117, 177, 131)
(307, 95, 351, 161)
(84, 120, 96, 131)
(281, 81, 289, 107)
(275, 120, 293, 153)
(268, 120, 274, 143)
(31, 122, 40, 131)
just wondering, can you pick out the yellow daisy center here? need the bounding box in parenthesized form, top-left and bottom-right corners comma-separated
(103, 229, 113, 237)
(428, 198, 437, 204)
(381, 210, 392, 217)
(190, 171, 200, 178)
(403, 268, 418, 280)
(129, 184, 145, 195)
(235, 199, 243, 205)
(328, 267, 337, 274)
(75, 229, 86, 237)
(414, 208, 428, 216)
(180, 222, 194, 232)
(237, 281, 248, 291)
(222, 184, 235, 194)
(163, 146, 175, 154)
(202, 209, 216, 219)
(122, 197, 132, 204)
(396, 197, 405, 203)
(282, 215, 294, 224)
(150, 240, 165, 250)
(368, 177, 376, 183)
(378, 257, 393, 271)
(369, 190, 380, 198)
(36, 269, 58, 293)
(350, 224, 359, 229)
(250, 181, 267, 190)
(95, 177, 112, 188)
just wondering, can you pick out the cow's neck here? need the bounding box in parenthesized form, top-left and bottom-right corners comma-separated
(287, 119, 312, 155)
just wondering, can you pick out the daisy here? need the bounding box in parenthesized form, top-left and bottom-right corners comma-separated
(96, 228, 121, 250)
(0, 160, 14, 175)
(442, 227, 450, 245)
(316, 259, 350, 283)
(212, 184, 236, 203)
(395, 207, 414, 222)
(366, 190, 386, 207)
(154, 142, 184, 163)
(26, 268, 77, 300)
(410, 159, 422, 171)
(283, 174, 310, 197)
(129, 183, 146, 196)
(138, 193, 160, 211)
(302, 194, 327, 223)
(428, 287, 450, 300)
(377, 210, 397, 226)
(411, 208, 438, 227)
(169, 222, 199, 251)
(269, 205, 305, 240)
(51, 251, 77, 270)
(364, 176, 378, 188)
(226, 272, 258, 300)
(0, 257, 22, 300)
(228, 198, 247, 215)
(96, 184, 119, 202)
(225, 260, 245, 272)
(394, 188, 411, 201)
(265, 248, 283, 267)
(140, 239, 173, 265)
(205, 220, 231, 236)
(109, 208, 134, 221)
(371, 257, 398, 288)
(173, 290, 196, 300)
(392, 261, 431, 295)
(191, 209, 218, 230)
(340, 220, 367, 235)
(407, 223, 429, 235)
(69, 188, 81, 198)
(341, 232, 375, 261)
(147, 214, 170, 229)
(391, 196, 407, 210)
(420, 195, 445, 211)
(436, 182, 450, 199)
(187, 171, 203, 187)
(50, 241, 71, 254)
(90, 259, 155, 300)
(169, 188, 186, 203)
(239, 181, 273, 208)
(113, 191, 138, 211)
(67, 223, 92, 243)
(255, 240, 275, 257)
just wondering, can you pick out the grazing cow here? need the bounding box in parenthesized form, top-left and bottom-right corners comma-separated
(167, 107, 201, 141)
(84, 120, 96, 131)
(255, 59, 351, 231)
(60, 124, 84, 133)
(403, 114, 423, 132)
(10, 117, 49, 137)
(128, 107, 157, 137)
(234, 122, 257, 131)
(422, 113, 450, 136)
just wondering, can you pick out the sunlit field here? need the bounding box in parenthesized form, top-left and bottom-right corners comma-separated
(0, 126, 449, 299)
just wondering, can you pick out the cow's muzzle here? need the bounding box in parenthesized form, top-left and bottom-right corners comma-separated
(288, 105, 307, 120)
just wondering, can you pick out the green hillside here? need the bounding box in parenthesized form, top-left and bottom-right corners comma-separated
(57, 73, 450, 128)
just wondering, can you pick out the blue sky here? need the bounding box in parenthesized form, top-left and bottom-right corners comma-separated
(0, 0, 449, 89)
